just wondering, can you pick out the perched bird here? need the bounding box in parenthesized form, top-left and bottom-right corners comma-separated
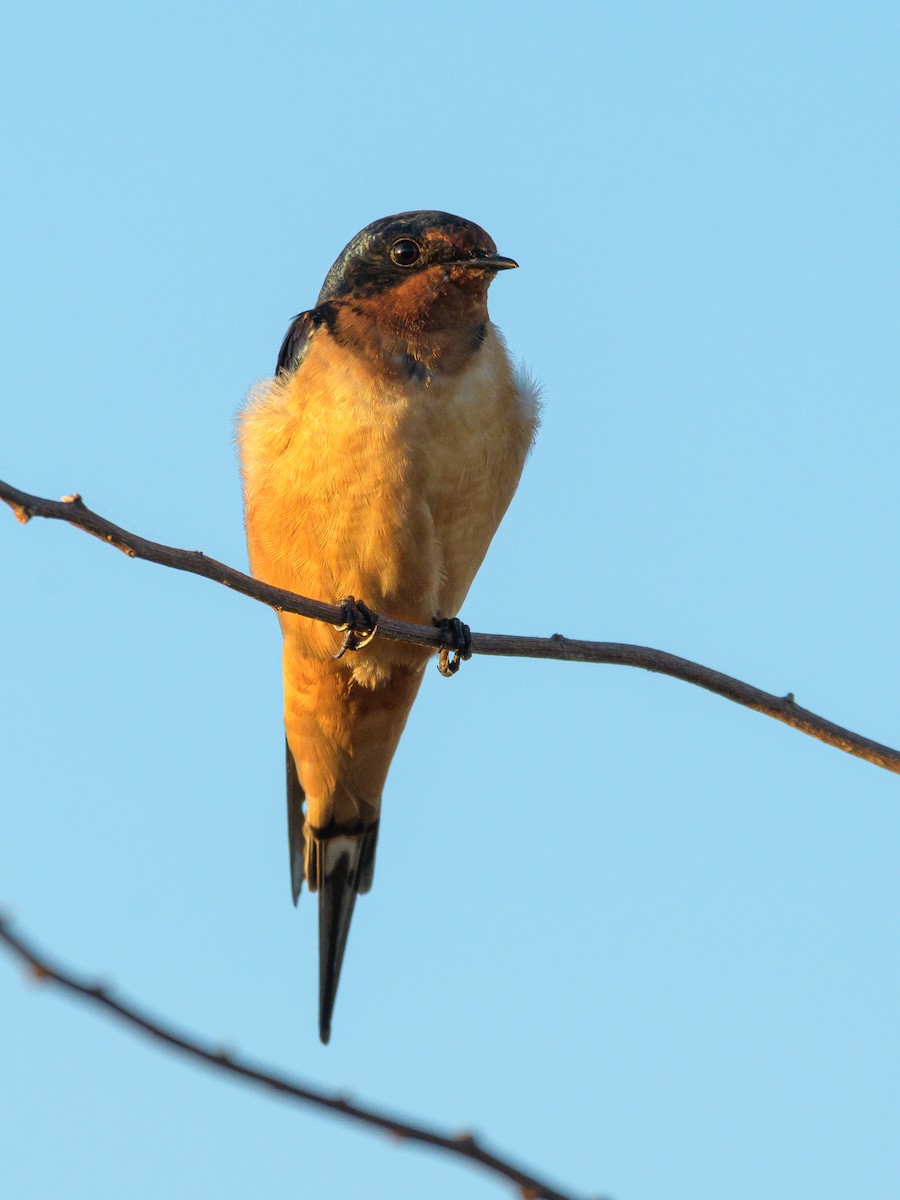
(238, 211, 539, 1042)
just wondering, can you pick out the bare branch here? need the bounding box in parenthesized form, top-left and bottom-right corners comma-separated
(0, 915, 591, 1200)
(2, 477, 898, 775)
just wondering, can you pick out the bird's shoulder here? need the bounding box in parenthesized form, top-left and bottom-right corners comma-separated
(275, 304, 336, 376)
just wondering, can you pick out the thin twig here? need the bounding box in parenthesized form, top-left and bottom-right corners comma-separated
(2, 477, 898, 775)
(0, 916, 590, 1200)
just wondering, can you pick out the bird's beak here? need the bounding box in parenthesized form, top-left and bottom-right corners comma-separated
(447, 254, 519, 271)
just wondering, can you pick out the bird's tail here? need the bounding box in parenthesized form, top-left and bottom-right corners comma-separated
(307, 827, 378, 1044)
(285, 740, 378, 1043)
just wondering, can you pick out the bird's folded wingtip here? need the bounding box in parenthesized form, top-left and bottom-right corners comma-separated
(286, 738, 306, 905)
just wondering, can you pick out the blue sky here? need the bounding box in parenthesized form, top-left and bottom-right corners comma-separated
(2, 3, 899, 1198)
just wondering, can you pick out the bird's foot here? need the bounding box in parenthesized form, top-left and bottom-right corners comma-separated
(333, 597, 379, 658)
(435, 617, 472, 677)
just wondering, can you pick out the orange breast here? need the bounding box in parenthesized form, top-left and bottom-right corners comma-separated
(237, 322, 538, 676)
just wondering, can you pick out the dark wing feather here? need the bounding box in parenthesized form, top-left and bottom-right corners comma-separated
(276, 309, 319, 376)
(286, 738, 306, 905)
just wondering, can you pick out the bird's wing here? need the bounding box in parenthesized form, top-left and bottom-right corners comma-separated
(285, 737, 307, 905)
(276, 308, 320, 375)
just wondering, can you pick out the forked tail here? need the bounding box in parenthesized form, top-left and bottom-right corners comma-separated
(285, 740, 379, 1043)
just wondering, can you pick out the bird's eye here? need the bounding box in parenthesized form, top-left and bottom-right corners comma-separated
(390, 238, 422, 267)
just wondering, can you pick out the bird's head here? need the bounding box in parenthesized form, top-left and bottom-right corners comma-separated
(317, 211, 517, 378)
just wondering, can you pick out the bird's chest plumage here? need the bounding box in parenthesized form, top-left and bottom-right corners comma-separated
(239, 323, 535, 653)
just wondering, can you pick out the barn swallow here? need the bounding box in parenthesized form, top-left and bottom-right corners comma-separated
(238, 211, 539, 1042)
